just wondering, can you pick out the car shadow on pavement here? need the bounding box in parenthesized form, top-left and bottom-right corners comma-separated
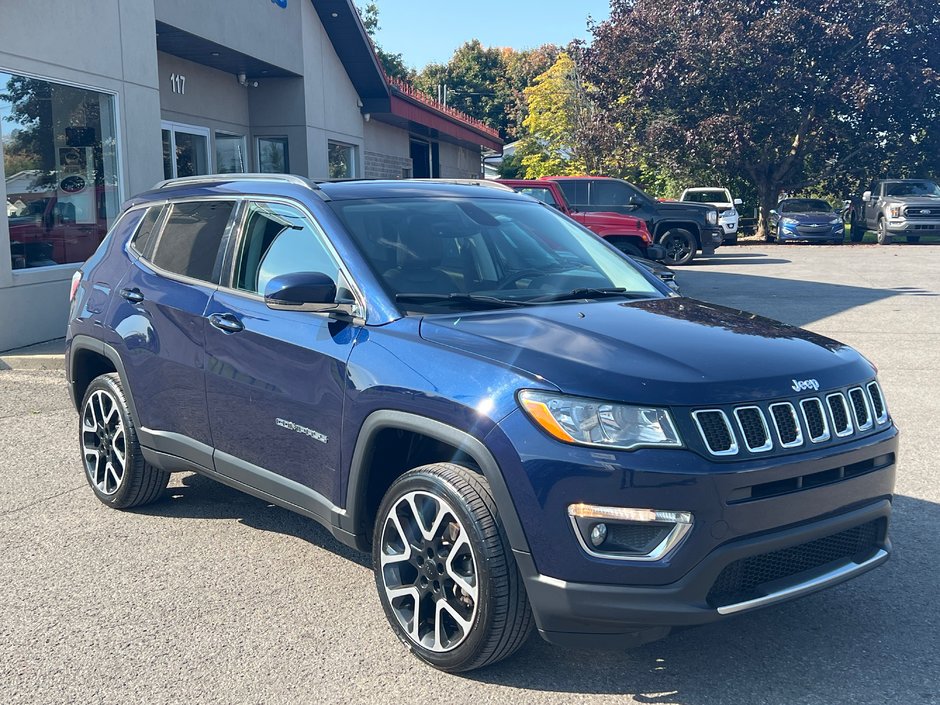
(691, 251, 792, 266)
(132, 471, 371, 568)
(466, 494, 939, 704)
(676, 269, 938, 328)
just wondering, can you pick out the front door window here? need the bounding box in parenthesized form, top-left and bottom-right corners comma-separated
(161, 121, 210, 180)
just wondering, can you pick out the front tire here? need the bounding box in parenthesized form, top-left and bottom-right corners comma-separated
(373, 463, 532, 672)
(877, 218, 892, 245)
(609, 239, 643, 258)
(659, 228, 696, 266)
(79, 373, 169, 509)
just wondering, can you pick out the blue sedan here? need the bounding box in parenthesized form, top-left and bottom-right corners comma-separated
(771, 198, 845, 244)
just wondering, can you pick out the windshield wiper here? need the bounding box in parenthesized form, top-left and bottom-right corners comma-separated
(395, 293, 524, 308)
(527, 287, 650, 303)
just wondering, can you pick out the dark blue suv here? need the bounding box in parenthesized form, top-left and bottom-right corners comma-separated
(66, 175, 897, 672)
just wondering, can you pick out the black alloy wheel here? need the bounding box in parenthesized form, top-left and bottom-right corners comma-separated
(659, 229, 696, 266)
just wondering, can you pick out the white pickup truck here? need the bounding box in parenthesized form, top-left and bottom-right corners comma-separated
(679, 187, 742, 244)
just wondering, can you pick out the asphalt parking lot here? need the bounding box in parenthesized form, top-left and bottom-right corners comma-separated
(1, 244, 938, 705)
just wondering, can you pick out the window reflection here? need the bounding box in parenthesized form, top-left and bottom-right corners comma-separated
(2, 72, 119, 268)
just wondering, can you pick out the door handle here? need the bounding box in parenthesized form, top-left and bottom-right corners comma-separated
(208, 312, 244, 334)
(120, 287, 144, 304)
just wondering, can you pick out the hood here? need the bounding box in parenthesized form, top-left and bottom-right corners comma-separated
(419, 298, 871, 406)
(657, 201, 716, 217)
(885, 195, 940, 205)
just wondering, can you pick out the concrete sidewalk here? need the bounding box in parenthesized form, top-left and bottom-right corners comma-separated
(0, 338, 65, 371)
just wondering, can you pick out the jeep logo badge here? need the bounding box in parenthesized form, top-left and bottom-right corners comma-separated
(792, 378, 820, 392)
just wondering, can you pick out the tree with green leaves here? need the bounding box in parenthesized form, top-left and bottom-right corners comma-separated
(358, 2, 413, 82)
(584, 0, 940, 238)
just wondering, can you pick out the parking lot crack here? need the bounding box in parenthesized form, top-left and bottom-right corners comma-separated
(0, 485, 85, 517)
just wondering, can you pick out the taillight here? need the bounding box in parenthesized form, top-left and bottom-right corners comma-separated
(69, 270, 82, 303)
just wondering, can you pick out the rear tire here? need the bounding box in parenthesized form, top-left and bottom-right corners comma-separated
(659, 228, 696, 266)
(609, 240, 644, 258)
(373, 463, 533, 672)
(79, 373, 169, 509)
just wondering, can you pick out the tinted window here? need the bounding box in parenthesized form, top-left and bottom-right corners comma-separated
(779, 199, 833, 214)
(233, 201, 340, 296)
(683, 190, 728, 203)
(131, 206, 164, 258)
(151, 201, 234, 282)
(556, 180, 588, 206)
(591, 180, 637, 207)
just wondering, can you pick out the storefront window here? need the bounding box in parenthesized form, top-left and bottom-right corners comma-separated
(258, 136, 289, 174)
(215, 133, 247, 174)
(328, 141, 356, 178)
(1, 72, 119, 269)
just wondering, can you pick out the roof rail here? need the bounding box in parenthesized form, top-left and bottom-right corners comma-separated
(154, 173, 319, 190)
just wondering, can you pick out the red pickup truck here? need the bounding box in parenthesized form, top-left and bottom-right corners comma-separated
(497, 179, 664, 261)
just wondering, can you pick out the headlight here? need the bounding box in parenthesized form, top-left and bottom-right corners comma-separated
(830, 218, 842, 225)
(706, 210, 718, 225)
(781, 217, 798, 226)
(728, 208, 737, 217)
(889, 205, 903, 218)
(518, 390, 682, 450)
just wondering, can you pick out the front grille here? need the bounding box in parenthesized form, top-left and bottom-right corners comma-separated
(904, 206, 940, 218)
(691, 381, 888, 457)
(849, 387, 873, 430)
(734, 407, 772, 452)
(827, 393, 853, 436)
(706, 520, 883, 608)
(692, 410, 737, 455)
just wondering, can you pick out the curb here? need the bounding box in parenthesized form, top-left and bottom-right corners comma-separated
(0, 338, 66, 372)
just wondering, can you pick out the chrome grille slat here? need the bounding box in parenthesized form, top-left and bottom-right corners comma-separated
(800, 398, 831, 443)
(692, 410, 738, 456)
(826, 393, 854, 437)
(733, 406, 773, 453)
(769, 402, 804, 448)
(848, 387, 873, 431)
(867, 382, 888, 424)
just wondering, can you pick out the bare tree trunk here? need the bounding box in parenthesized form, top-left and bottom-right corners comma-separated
(755, 179, 779, 241)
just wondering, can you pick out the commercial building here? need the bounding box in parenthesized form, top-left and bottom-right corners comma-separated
(0, 0, 501, 351)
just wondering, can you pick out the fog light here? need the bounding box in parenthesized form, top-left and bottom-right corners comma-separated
(590, 523, 608, 547)
(568, 503, 693, 561)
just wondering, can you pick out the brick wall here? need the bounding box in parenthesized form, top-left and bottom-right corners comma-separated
(364, 151, 413, 179)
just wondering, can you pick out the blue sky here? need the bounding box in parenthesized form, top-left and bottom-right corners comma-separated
(371, 0, 612, 70)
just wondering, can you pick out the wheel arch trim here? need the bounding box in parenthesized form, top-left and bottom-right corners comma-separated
(343, 410, 531, 554)
(68, 335, 141, 429)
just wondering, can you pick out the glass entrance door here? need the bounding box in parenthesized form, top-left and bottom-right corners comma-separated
(161, 121, 210, 180)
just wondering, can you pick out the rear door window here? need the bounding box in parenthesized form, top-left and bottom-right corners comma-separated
(556, 181, 588, 207)
(150, 200, 235, 282)
(590, 180, 637, 207)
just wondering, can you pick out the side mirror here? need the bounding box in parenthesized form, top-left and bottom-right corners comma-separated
(626, 195, 641, 210)
(733, 198, 743, 206)
(862, 191, 872, 202)
(263, 271, 353, 314)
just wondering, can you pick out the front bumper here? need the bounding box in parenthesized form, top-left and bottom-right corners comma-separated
(886, 218, 940, 235)
(518, 499, 890, 649)
(702, 226, 724, 253)
(779, 224, 844, 242)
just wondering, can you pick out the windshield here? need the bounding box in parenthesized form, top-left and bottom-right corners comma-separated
(780, 199, 833, 214)
(883, 181, 940, 197)
(683, 190, 729, 204)
(330, 197, 663, 313)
